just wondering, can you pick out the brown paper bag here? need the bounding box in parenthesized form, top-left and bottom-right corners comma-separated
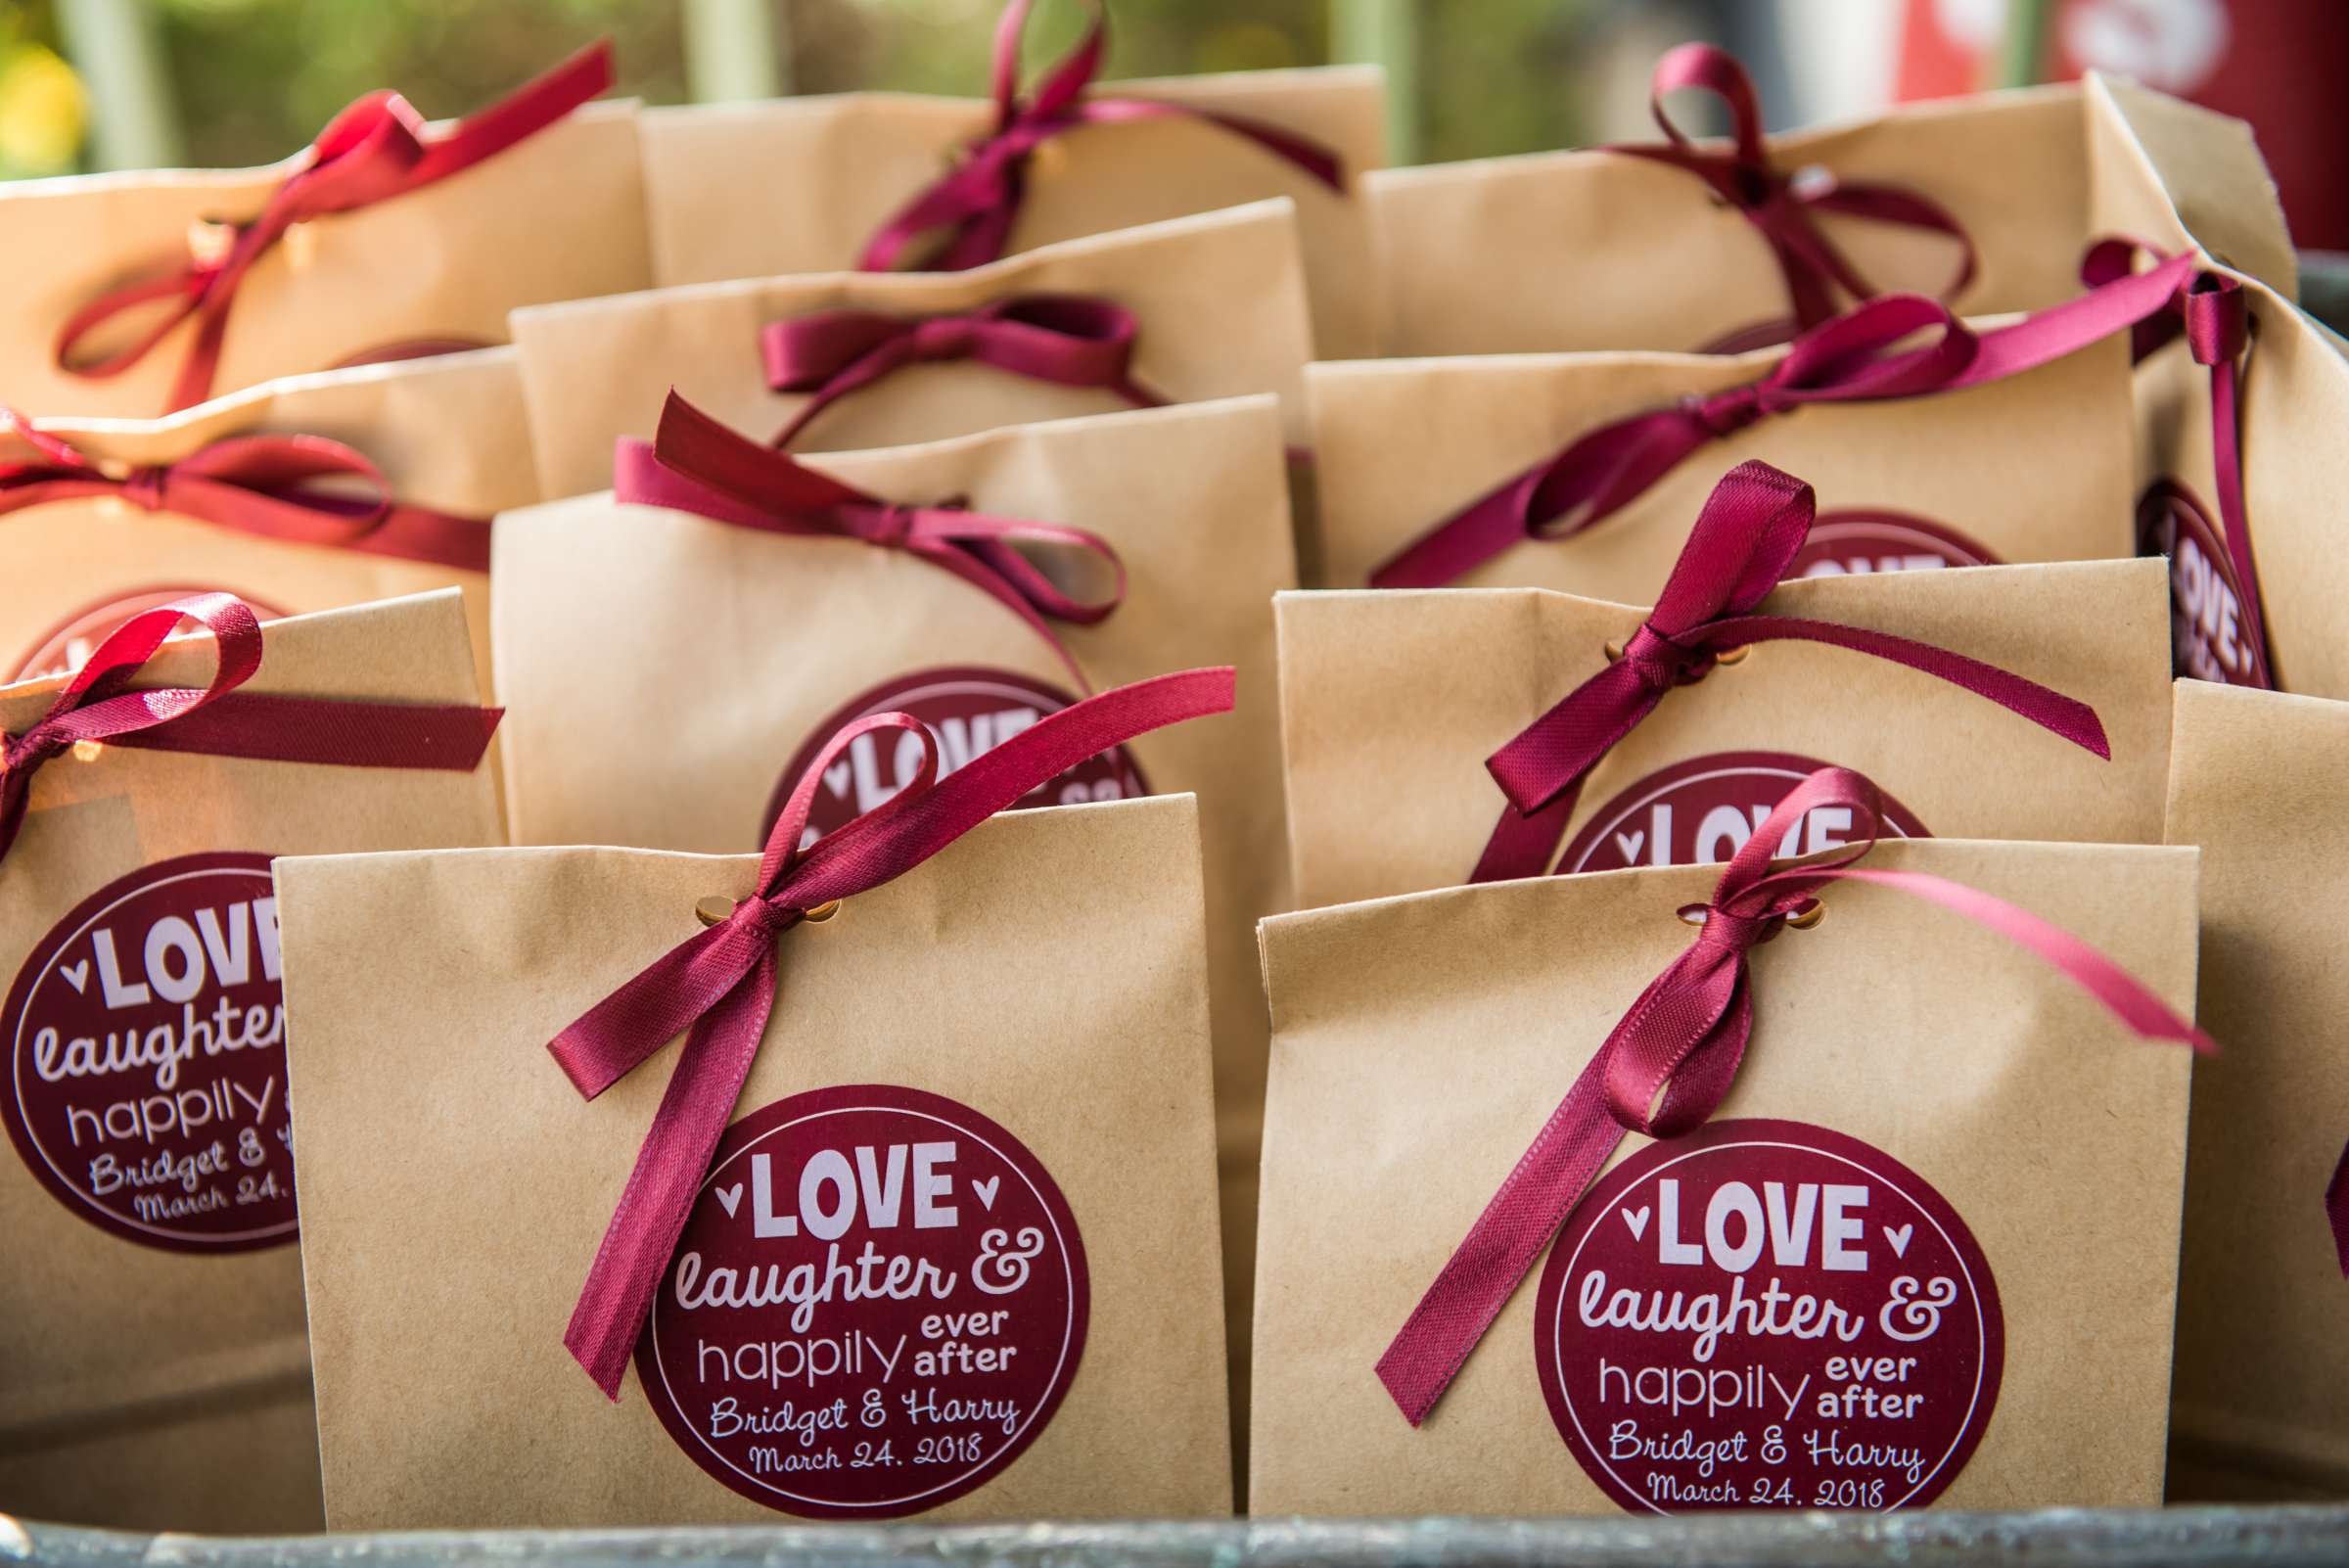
(1278, 558, 2171, 911)
(0, 48, 647, 421)
(512, 202, 1314, 500)
(1253, 829, 2200, 1513)
(0, 348, 534, 699)
(0, 589, 503, 1533)
(1370, 48, 2289, 358)
(1306, 331, 2132, 594)
(272, 789, 1228, 1526)
(493, 395, 1290, 1462)
(640, 23, 1383, 360)
(2165, 680, 2349, 1499)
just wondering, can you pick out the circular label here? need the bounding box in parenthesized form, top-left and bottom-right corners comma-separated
(1786, 510, 2000, 580)
(1560, 753, 1931, 875)
(762, 668, 1148, 849)
(2138, 480, 2272, 689)
(1, 853, 295, 1252)
(636, 1084, 1088, 1519)
(1536, 1118, 2004, 1514)
(13, 587, 287, 685)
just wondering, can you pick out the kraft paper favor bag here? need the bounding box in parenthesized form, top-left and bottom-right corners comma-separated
(1278, 556, 2172, 911)
(494, 395, 1291, 1457)
(0, 348, 533, 697)
(0, 590, 503, 1533)
(512, 201, 1314, 501)
(640, 0, 1383, 358)
(1306, 329, 2131, 594)
(2165, 680, 2349, 1499)
(1254, 803, 2201, 1514)
(274, 788, 1229, 1526)
(1370, 42, 2289, 359)
(3, 46, 648, 420)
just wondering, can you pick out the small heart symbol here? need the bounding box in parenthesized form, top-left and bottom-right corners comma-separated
(714, 1183, 743, 1219)
(59, 959, 89, 994)
(1622, 1205, 1651, 1241)
(824, 761, 852, 799)
(1884, 1223, 1912, 1259)
(973, 1176, 1001, 1212)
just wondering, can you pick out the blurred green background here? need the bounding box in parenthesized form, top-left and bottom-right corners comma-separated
(0, 0, 1717, 179)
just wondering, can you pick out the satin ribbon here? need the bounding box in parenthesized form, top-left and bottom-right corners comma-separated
(547, 664, 1235, 1397)
(858, 0, 1343, 273)
(1468, 461, 2109, 885)
(763, 294, 1164, 449)
(1379, 762, 2212, 1425)
(0, 591, 503, 866)
(618, 391, 1125, 688)
(1615, 43, 1976, 336)
(2083, 241, 2271, 686)
(1370, 251, 2203, 590)
(54, 42, 612, 414)
(0, 408, 491, 573)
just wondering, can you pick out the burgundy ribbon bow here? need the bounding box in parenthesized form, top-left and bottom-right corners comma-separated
(546, 664, 1234, 1397)
(858, 0, 1343, 274)
(2083, 240, 2271, 686)
(1370, 251, 2203, 590)
(1469, 461, 2110, 885)
(763, 294, 1163, 449)
(1616, 43, 1977, 337)
(0, 591, 502, 866)
(55, 42, 612, 415)
(1378, 762, 2213, 1425)
(618, 391, 1125, 688)
(0, 408, 490, 573)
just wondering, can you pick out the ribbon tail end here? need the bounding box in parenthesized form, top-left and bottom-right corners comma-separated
(564, 1315, 632, 1403)
(1372, 1347, 1440, 1429)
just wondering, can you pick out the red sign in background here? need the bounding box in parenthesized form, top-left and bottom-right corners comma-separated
(637, 1084, 1088, 1519)
(1537, 1118, 2004, 1514)
(2, 853, 294, 1253)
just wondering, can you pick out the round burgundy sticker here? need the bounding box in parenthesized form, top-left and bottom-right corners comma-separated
(1536, 1118, 2004, 1514)
(2138, 480, 2272, 689)
(1560, 753, 1930, 875)
(1, 853, 294, 1252)
(1784, 510, 2000, 580)
(762, 668, 1148, 849)
(13, 587, 287, 684)
(636, 1084, 1088, 1519)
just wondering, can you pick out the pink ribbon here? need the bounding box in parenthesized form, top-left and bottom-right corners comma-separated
(762, 294, 1164, 449)
(1379, 762, 2212, 1425)
(0, 591, 502, 866)
(546, 664, 1235, 1397)
(1370, 251, 2202, 590)
(617, 391, 1124, 689)
(1614, 44, 1977, 338)
(1468, 461, 2109, 885)
(0, 407, 490, 572)
(2084, 241, 2271, 687)
(857, 0, 1343, 274)
(55, 42, 612, 414)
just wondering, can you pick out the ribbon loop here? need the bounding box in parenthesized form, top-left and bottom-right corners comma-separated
(550, 665, 1237, 1398)
(1470, 460, 2108, 885)
(1616, 43, 1977, 334)
(857, 0, 1343, 275)
(54, 42, 612, 414)
(617, 391, 1125, 688)
(0, 408, 490, 573)
(0, 591, 502, 868)
(762, 294, 1163, 449)
(1377, 762, 2211, 1426)
(1369, 252, 2202, 591)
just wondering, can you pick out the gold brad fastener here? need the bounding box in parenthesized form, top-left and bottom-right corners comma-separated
(695, 895, 841, 928)
(187, 217, 237, 270)
(1784, 899, 1825, 930)
(1603, 640, 1751, 667)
